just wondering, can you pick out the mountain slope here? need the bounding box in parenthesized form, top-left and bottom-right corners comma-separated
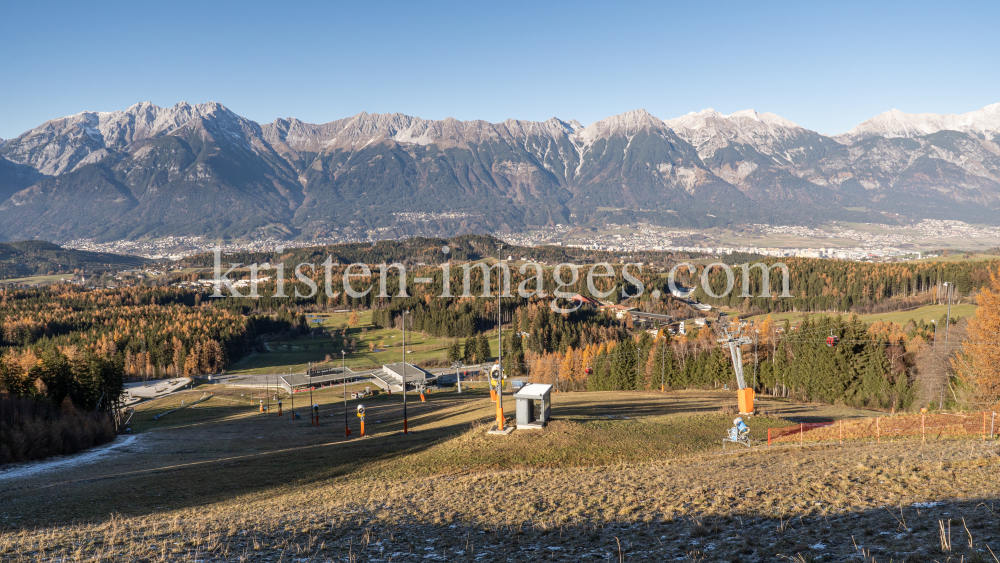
(838, 104, 1000, 143)
(0, 155, 42, 205)
(1, 101, 1000, 242)
(663, 108, 865, 214)
(0, 102, 304, 241)
(0, 240, 145, 280)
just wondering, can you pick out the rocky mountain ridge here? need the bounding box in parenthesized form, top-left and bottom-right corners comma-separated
(838, 104, 1000, 143)
(1, 101, 999, 242)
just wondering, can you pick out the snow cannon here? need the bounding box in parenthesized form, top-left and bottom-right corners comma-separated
(489, 363, 505, 401)
(733, 417, 749, 437)
(724, 417, 752, 448)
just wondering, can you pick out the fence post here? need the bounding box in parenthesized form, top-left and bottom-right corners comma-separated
(992, 412, 996, 441)
(768, 428, 771, 446)
(800, 423, 803, 445)
(840, 419, 843, 444)
(876, 417, 880, 444)
(922, 412, 925, 443)
(984, 412, 987, 441)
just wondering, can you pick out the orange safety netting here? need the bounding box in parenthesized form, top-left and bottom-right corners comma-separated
(767, 412, 999, 445)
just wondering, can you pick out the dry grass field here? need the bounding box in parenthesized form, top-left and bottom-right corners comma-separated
(2, 387, 1000, 562)
(744, 303, 979, 327)
(226, 310, 488, 375)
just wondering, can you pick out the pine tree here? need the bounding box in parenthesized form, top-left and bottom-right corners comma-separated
(447, 339, 462, 362)
(610, 338, 638, 391)
(503, 334, 525, 377)
(477, 334, 493, 364)
(589, 353, 612, 391)
(649, 337, 678, 390)
(857, 343, 891, 408)
(463, 337, 476, 364)
(37, 348, 72, 407)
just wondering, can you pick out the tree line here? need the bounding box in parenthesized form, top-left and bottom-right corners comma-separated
(689, 257, 993, 315)
(519, 314, 926, 410)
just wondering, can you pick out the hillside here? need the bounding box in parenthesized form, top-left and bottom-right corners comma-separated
(4, 386, 998, 562)
(1, 102, 1000, 242)
(0, 240, 145, 279)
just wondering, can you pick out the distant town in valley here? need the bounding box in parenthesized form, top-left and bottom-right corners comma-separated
(6, 3, 1000, 561)
(58, 218, 1000, 263)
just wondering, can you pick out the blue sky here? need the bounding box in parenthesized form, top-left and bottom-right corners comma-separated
(1, 0, 998, 139)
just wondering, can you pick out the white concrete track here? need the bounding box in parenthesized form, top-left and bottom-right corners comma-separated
(126, 378, 192, 399)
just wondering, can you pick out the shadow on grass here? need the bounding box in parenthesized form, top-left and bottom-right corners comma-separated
(1, 391, 497, 530)
(200, 496, 1000, 562)
(0, 389, 886, 533)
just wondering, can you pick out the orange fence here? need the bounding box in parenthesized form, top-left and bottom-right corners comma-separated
(767, 412, 999, 446)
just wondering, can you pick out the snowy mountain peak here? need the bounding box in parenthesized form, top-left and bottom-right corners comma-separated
(0, 101, 253, 175)
(841, 103, 1000, 142)
(662, 108, 817, 166)
(574, 109, 668, 145)
(665, 108, 802, 131)
(261, 111, 585, 155)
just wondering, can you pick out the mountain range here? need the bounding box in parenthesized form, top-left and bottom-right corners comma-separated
(2, 101, 999, 242)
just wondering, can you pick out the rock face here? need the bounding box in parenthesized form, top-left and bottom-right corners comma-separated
(838, 104, 1000, 143)
(1, 101, 999, 241)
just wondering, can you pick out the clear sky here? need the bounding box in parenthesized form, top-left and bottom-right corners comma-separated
(1, 0, 998, 139)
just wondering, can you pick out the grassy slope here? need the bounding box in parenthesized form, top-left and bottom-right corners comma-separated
(3, 387, 1000, 561)
(0, 273, 75, 285)
(226, 311, 497, 375)
(746, 302, 978, 327)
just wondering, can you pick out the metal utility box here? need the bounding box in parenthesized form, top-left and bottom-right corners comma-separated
(513, 383, 552, 429)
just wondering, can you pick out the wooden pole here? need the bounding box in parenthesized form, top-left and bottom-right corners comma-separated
(922, 412, 925, 443)
(984, 412, 987, 441)
(876, 417, 880, 444)
(840, 419, 843, 444)
(768, 427, 771, 446)
(800, 422, 803, 445)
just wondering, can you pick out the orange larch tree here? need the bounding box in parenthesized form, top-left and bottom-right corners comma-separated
(954, 267, 1000, 406)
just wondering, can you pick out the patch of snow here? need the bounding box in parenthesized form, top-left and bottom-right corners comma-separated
(0, 435, 141, 482)
(842, 103, 1000, 141)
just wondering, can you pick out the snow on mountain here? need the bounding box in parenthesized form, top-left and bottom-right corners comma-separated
(664, 108, 805, 151)
(262, 112, 583, 156)
(840, 103, 1000, 143)
(572, 108, 669, 147)
(0, 101, 254, 175)
(665, 108, 801, 131)
(663, 107, 831, 171)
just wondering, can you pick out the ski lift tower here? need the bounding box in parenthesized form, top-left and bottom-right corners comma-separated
(718, 327, 754, 415)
